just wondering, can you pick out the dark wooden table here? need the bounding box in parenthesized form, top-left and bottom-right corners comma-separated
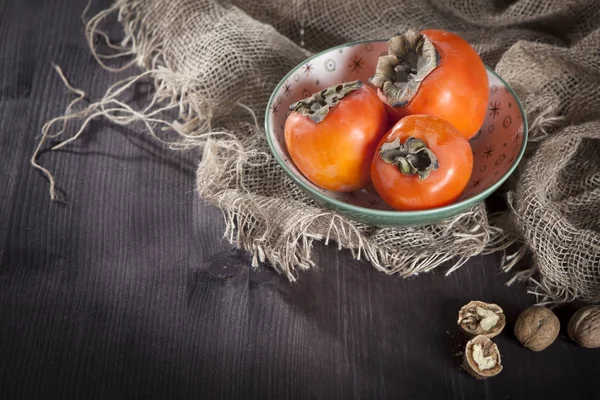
(1, 1, 599, 399)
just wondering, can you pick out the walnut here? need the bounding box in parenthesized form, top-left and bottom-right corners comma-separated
(514, 306, 560, 351)
(568, 305, 600, 348)
(457, 300, 506, 338)
(462, 335, 503, 380)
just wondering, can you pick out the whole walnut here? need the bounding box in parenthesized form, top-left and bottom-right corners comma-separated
(568, 305, 600, 348)
(514, 306, 560, 351)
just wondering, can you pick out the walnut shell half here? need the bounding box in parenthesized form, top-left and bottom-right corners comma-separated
(514, 306, 560, 351)
(457, 300, 506, 338)
(463, 335, 503, 380)
(568, 305, 600, 348)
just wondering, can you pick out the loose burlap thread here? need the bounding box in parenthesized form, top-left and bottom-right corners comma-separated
(33, 0, 600, 303)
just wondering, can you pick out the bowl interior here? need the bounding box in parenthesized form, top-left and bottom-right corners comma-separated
(266, 40, 526, 214)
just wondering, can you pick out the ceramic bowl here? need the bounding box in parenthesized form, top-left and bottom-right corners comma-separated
(265, 40, 528, 226)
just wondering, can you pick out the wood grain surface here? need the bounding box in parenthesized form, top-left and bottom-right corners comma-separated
(1, 1, 599, 399)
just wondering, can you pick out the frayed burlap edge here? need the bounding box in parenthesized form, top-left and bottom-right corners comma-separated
(197, 138, 519, 281)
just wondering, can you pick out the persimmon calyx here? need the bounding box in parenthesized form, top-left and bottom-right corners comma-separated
(370, 29, 439, 107)
(379, 137, 439, 180)
(289, 80, 363, 123)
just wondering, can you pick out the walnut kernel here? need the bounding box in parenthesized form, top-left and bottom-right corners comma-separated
(514, 306, 560, 351)
(462, 335, 502, 380)
(568, 305, 600, 348)
(457, 300, 506, 338)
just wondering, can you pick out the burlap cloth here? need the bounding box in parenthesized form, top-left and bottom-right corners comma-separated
(33, 0, 600, 303)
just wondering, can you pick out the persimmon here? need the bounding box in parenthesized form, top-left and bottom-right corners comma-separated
(371, 115, 473, 211)
(284, 81, 387, 192)
(370, 29, 489, 139)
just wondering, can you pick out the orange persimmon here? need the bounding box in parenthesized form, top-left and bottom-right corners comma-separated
(284, 81, 388, 192)
(371, 29, 489, 139)
(371, 115, 473, 211)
